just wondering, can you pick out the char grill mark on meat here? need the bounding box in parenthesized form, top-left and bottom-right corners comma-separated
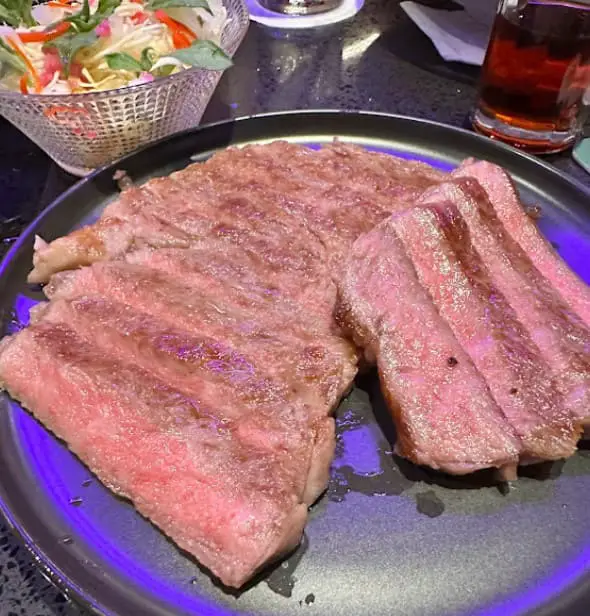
(32, 297, 339, 501)
(337, 218, 521, 476)
(420, 179, 590, 424)
(142, 153, 393, 273)
(392, 204, 579, 462)
(44, 262, 357, 414)
(33, 297, 338, 418)
(137, 175, 328, 266)
(455, 160, 590, 328)
(0, 323, 313, 588)
(191, 143, 445, 269)
(127, 244, 335, 320)
(27, 142, 445, 284)
(124, 247, 337, 333)
(213, 142, 445, 202)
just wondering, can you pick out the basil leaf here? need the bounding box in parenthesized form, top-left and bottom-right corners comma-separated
(21, 0, 35, 27)
(44, 30, 97, 74)
(0, 0, 36, 27)
(105, 52, 143, 73)
(65, 0, 121, 32)
(0, 38, 26, 73)
(170, 40, 232, 71)
(140, 47, 155, 71)
(79, 0, 91, 23)
(145, 0, 212, 13)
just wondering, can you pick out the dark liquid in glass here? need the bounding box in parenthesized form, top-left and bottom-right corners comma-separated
(476, 1, 590, 149)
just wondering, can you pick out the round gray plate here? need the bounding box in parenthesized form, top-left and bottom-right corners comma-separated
(1, 111, 590, 616)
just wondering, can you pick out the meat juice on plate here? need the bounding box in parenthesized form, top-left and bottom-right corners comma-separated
(474, 0, 590, 152)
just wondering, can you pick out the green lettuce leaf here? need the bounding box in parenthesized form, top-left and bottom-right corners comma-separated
(105, 52, 143, 73)
(106, 47, 155, 73)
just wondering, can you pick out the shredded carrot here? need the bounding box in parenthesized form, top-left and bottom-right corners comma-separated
(18, 22, 71, 44)
(19, 74, 28, 94)
(154, 10, 195, 49)
(46, 1, 72, 7)
(6, 38, 42, 93)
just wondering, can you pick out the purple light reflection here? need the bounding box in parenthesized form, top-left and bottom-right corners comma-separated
(337, 425, 382, 476)
(14, 294, 39, 327)
(471, 544, 590, 616)
(537, 225, 590, 285)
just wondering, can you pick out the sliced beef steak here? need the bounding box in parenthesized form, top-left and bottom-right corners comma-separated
(392, 204, 579, 462)
(45, 262, 357, 413)
(455, 160, 590, 328)
(28, 207, 191, 284)
(27, 141, 445, 284)
(126, 244, 336, 326)
(33, 298, 336, 418)
(337, 217, 521, 476)
(13, 141, 584, 590)
(0, 324, 314, 588)
(123, 247, 337, 333)
(419, 179, 590, 425)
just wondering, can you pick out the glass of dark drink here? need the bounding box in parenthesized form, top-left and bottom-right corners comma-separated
(472, 0, 590, 154)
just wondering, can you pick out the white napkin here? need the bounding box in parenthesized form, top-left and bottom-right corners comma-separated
(400, 0, 498, 66)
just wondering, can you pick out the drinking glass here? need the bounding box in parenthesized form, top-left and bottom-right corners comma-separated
(472, 0, 590, 154)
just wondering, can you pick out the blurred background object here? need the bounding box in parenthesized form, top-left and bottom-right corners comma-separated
(259, 0, 342, 15)
(248, 0, 363, 29)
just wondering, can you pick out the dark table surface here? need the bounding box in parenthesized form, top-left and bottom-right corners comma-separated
(0, 0, 589, 613)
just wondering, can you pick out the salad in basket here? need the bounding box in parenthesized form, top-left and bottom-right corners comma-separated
(0, 0, 233, 94)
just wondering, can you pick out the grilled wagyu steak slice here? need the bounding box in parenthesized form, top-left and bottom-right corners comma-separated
(126, 245, 337, 330)
(337, 216, 522, 477)
(419, 179, 590, 426)
(0, 323, 317, 588)
(43, 261, 356, 396)
(3, 143, 399, 588)
(2, 255, 357, 587)
(27, 142, 445, 284)
(392, 204, 580, 463)
(454, 160, 590, 328)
